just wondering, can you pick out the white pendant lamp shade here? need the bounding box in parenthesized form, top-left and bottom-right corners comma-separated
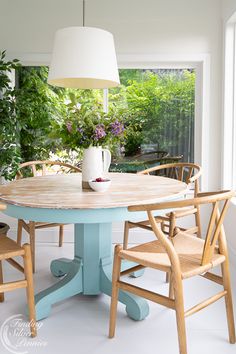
(48, 26, 120, 89)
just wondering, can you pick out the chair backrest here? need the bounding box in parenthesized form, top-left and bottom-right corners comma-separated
(16, 160, 81, 179)
(133, 150, 169, 161)
(159, 155, 183, 164)
(128, 190, 234, 267)
(138, 162, 202, 195)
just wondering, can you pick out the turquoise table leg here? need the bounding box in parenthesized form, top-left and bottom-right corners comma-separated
(130, 268, 145, 278)
(100, 260, 149, 321)
(51, 258, 74, 277)
(35, 258, 83, 320)
(35, 222, 149, 321)
(121, 259, 146, 278)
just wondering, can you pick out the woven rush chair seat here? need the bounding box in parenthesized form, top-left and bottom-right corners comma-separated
(0, 235, 25, 260)
(120, 232, 225, 279)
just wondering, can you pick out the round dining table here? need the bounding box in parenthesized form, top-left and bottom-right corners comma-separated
(0, 172, 187, 321)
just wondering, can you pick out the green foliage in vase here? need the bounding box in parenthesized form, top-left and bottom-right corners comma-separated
(0, 51, 21, 180)
(54, 91, 125, 154)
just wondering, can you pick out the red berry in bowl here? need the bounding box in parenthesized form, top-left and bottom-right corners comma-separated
(95, 177, 103, 182)
(93, 177, 110, 182)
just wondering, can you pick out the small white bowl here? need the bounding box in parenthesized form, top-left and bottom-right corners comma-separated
(88, 178, 111, 192)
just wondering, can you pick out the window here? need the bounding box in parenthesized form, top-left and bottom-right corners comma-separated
(16, 67, 195, 165)
(12, 53, 209, 188)
(108, 68, 195, 162)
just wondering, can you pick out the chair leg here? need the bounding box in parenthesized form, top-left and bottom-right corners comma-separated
(17, 219, 23, 245)
(109, 244, 122, 338)
(166, 272, 170, 283)
(29, 221, 36, 273)
(123, 222, 130, 250)
(0, 260, 4, 302)
(221, 261, 236, 343)
(169, 213, 176, 239)
(161, 221, 165, 233)
(165, 214, 175, 283)
(173, 274, 187, 354)
(23, 244, 37, 337)
(169, 273, 174, 299)
(59, 225, 64, 247)
(195, 207, 202, 238)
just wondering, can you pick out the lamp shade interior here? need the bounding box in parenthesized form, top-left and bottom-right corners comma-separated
(48, 26, 120, 89)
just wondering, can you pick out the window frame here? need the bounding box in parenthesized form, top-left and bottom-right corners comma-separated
(117, 54, 210, 190)
(222, 20, 236, 190)
(10, 52, 210, 189)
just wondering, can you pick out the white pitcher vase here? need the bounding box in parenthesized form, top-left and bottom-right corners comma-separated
(82, 146, 111, 189)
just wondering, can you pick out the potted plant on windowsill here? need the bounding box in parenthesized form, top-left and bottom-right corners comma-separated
(0, 50, 21, 183)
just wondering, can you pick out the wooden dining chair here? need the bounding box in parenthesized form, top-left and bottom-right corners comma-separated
(109, 190, 235, 354)
(16, 160, 81, 272)
(0, 204, 36, 337)
(123, 163, 202, 251)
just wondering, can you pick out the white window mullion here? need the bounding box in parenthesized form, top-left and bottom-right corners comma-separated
(232, 24, 236, 189)
(103, 88, 108, 113)
(222, 23, 235, 189)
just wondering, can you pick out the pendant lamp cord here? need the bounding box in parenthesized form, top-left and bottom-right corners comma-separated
(83, 0, 85, 27)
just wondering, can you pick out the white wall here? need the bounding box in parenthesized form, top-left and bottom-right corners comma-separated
(0, 0, 223, 189)
(0, 0, 224, 243)
(222, 0, 236, 22)
(0, 0, 222, 56)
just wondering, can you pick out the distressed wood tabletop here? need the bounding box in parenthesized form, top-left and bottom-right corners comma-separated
(0, 173, 187, 209)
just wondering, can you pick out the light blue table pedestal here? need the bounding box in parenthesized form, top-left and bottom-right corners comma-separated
(35, 223, 149, 321)
(35, 258, 83, 320)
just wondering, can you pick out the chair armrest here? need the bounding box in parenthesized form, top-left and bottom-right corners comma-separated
(197, 191, 230, 198)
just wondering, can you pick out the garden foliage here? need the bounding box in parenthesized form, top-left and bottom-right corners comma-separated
(0, 51, 21, 180)
(0, 54, 195, 179)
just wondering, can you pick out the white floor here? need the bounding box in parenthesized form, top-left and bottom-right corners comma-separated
(0, 243, 236, 354)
